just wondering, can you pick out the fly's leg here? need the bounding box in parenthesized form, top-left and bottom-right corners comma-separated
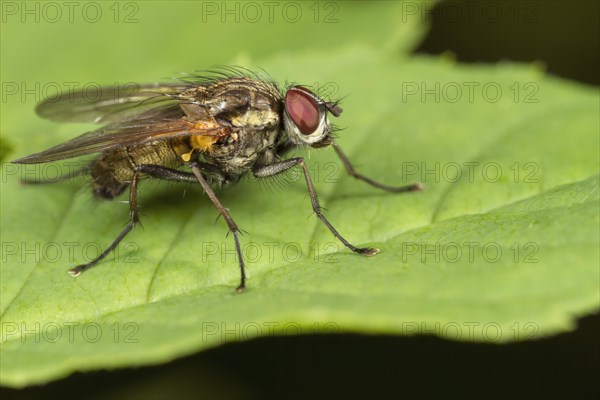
(68, 171, 141, 276)
(135, 163, 226, 184)
(253, 157, 379, 256)
(332, 143, 423, 192)
(68, 162, 227, 276)
(189, 162, 246, 292)
(135, 164, 245, 291)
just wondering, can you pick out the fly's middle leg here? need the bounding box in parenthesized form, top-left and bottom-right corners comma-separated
(190, 162, 247, 293)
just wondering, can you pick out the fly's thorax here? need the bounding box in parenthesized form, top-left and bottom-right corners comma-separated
(199, 125, 279, 179)
(185, 77, 282, 119)
(230, 107, 279, 129)
(183, 77, 284, 177)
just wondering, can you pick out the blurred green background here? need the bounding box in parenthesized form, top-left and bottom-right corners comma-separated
(1, 0, 598, 399)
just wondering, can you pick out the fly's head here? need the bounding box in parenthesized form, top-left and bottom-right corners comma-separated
(282, 86, 343, 148)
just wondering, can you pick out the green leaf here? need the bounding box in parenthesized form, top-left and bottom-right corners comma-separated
(1, 0, 598, 389)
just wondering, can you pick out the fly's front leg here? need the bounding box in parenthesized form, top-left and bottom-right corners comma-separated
(332, 143, 423, 193)
(253, 157, 379, 256)
(68, 172, 141, 276)
(190, 162, 247, 293)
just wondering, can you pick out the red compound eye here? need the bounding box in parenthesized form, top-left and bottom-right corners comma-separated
(285, 87, 320, 135)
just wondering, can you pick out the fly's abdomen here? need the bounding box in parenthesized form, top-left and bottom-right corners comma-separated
(90, 141, 183, 199)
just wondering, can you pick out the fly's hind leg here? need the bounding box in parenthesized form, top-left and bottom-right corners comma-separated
(134, 163, 226, 185)
(68, 163, 214, 276)
(68, 171, 141, 276)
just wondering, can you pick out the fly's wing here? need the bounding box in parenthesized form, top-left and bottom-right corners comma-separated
(14, 81, 228, 164)
(12, 108, 226, 164)
(35, 83, 192, 124)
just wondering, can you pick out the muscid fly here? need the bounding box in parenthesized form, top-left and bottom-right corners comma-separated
(12, 69, 423, 292)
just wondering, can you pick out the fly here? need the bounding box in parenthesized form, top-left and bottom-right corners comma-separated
(12, 68, 423, 292)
